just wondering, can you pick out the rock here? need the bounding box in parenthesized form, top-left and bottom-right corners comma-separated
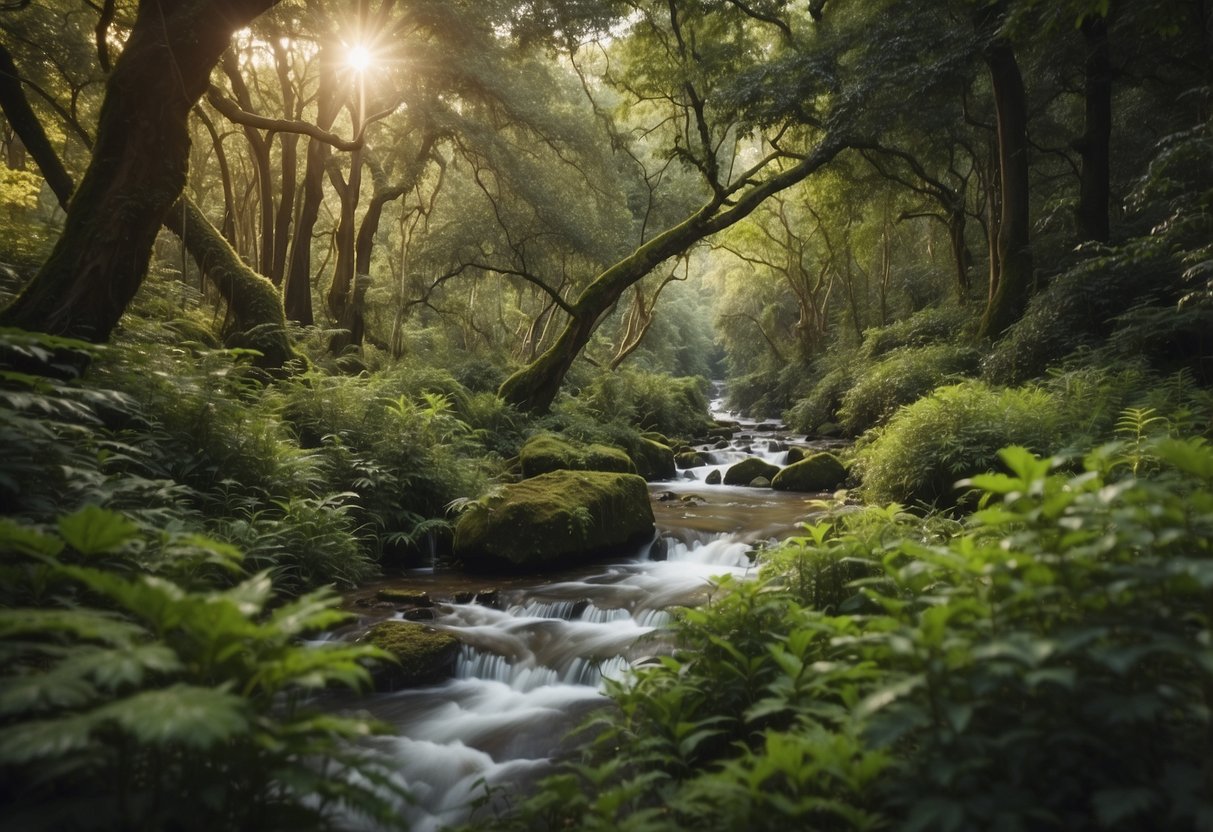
(452, 590, 475, 604)
(785, 446, 807, 464)
(771, 452, 848, 492)
(817, 422, 843, 438)
(475, 589, 501, 608)
(640, 431, 671, 447)
(519, 434, 636, 478)
(362, 620, 460, 689)
(705, 469, 722, 485)
(453, 470, 656, 571)
(748, 476, 771, 488)
(712, 440, 730, 450)
(675, 451, 707, 469)
(656, 490, 680, 501)
(376, 588, 432, 607)
(649, 537, 669, 561)
(767, 440, 787, 452)
(755, 422, 780, 431)
(402, 607, 436, 621)
(723, 457, 781, 486)
(630, 437, 676, 481)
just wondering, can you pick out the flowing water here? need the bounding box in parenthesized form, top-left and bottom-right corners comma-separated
(342, 393, 844, 831)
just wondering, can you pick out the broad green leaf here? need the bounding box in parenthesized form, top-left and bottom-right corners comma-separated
(93, 684, 249, 749)
(57, 506, 140, 555)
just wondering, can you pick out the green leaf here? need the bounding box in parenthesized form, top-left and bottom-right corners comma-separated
(93, 684, 249, 749)
(0, 519, 65, 558)
(57, 506, 140, 555)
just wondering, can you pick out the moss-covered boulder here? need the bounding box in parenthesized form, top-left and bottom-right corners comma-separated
(630, 437, 676, 481)
(376, 588, 432, 607)
(771, 452, 847, 492)
(705, 469, 722, 485)
(785, 446, 807, 464)
(454, 470, 655, 571)
(723, 457, 781, 486)
(362, 620, 460, 690)
(749, 476, 771, 488)
(520, 434, 636, 478)
(675, 450, 708, 469)
(640, 431, 671, 447)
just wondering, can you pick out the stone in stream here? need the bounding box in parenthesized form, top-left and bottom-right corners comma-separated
(453, 470, 655, 572)
(361, 620, 460, 690)
(771, 452, 848, 492)
(675, 450, 707, 469)
(785, 446, 807, 465)
(705, 469, 722, 485)
(712, 440, 730, 450)
(723, 457, 781, 486)
(631, 437, 676, 481)
(520, 434, 636, 478)
(748, 476, 772, 488)
(376, 588, 432, 607)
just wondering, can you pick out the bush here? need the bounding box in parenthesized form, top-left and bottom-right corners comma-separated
(836, 344, 980, 436)
(854, 380, 1063, 506)
(479, 440, 1213, 832)
(569, 367, 714, 439)
(859, 305, 972, 361)
(785, 364, 855, 433)
(0, 507, 406, 831)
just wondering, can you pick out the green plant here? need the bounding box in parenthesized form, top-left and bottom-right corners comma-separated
(0, 506, 407, 831)
(836, 344, 980, 436)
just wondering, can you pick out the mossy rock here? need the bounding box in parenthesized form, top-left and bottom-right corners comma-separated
(375, 588, 432, 607)
(362, 620, 460, 689)
(723, 457, 781, 486)
(453, 470, 655, 572)
(630, 437, 676, 481)
(749, 476, 771, 488)
(785, 446, 807, 465)
(817, 422, 843, 438)
(520, 434, 636, 478)
(675, 451, 707, 469)
(771, 452, 847, 493)
(640, 431, 671, 447)
(705, 469, 722, 485)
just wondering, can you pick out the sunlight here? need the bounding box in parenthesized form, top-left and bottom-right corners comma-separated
(347, 44, 372, 73)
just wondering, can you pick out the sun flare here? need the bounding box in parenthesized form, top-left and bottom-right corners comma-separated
(347, 44, 372, 72)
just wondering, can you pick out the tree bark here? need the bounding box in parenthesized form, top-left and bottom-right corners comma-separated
(1076, 13, 1112, 243)
(499, 136, 846, 413)
(0, 0, 280, 342)
(975, 3, 1034, 340)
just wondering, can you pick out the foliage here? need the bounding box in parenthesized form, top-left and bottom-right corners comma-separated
(0, 506, 407, 831)
(479, 439, 1213, 832)
(853, 380, 1065, 507)
(567, 367, 714, 440)
(836, 344, 981, 436)
(858, 306, 972, 362)
(785, 364, 855, 434)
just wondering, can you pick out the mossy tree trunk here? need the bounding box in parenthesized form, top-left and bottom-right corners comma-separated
(0, 0, 280, 342)
(975, 2, 1034, 340)
(499, 137, 847, 414)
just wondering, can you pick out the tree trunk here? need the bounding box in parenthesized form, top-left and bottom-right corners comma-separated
(283, 69, 339, 326)
(164, 196, 294, 370)
(975, 4, 1034, 340)
(1076, 13, 1112, 243)
(0, 44, 74, 207)
(499, 136, 846, 413)
(0, 0, 279, 342)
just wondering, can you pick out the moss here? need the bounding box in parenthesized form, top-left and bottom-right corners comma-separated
(675, 450, 707, 469)
(631, 437, 676, 481)
(453, 470, 655, 571)
(363, 620, 459, 688)
(520, 433, 636, 478)
(723, 457, 781, 486)
(641, 431, 671, 446)
(771, 453, 847, 492)
(375, 588, 432, 606)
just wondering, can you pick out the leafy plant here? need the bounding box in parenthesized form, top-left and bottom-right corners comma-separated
(0, 506, 407, 831)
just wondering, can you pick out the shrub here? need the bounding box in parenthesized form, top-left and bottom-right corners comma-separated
(569, 367, 714, 439)
(854, 380, 1063, 506)
(859, 305, 972, 361)
(785, 364, 855, 433)
(0, 507, 406, 831)
(836, 344, 980, 436)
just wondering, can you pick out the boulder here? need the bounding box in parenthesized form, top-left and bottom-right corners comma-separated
(362, 620, 460, 689)
(454, 470, 655, 571)
(785, 446, 807, 465)
(630, 437, 676, 481)
(640, 431, 671, 447)
(519, 434, 635, 478)
(705, 469, 722, 485)
(749, 476, 771, 488)
(375, 588, 432, 607)
(675, 450, 707, 469)
(817, 422, 843, 438)
(723, 457, 781, 485)
(771, 452, 848, 492)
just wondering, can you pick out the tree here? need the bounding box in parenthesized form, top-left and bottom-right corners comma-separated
(0, 0, 281, 346)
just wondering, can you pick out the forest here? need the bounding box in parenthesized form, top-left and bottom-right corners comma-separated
(1, 0, 1212, 829)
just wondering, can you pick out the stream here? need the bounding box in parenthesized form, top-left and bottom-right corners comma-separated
(341, 399, 844, 831)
